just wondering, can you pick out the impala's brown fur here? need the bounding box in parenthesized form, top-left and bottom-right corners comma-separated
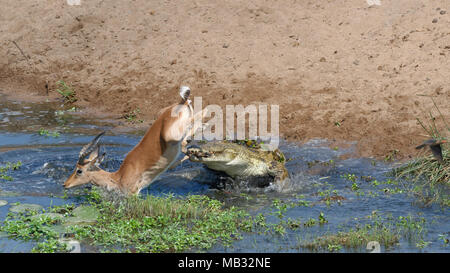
(63, 86, 205, 195)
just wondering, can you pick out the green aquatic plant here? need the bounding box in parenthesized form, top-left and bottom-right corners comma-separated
(271, 199, 288, 219)
(341, 173, 357, 183)
(0, 161, 22, 181)
(0, 210, 68, 253)
(416, 240, 431, 249)
(32, 238, 68, 253)
(38, 128, 60, 138)
(372, 180, 380, 187)
(327, 244, 342, 252)
(303, 218, 317, 228)
(318, 212, 328, 225)
(351, 182, 360, 191)
(0, 174, 13, 181)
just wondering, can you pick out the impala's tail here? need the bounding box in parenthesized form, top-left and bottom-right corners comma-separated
(179, 86, 191, 102)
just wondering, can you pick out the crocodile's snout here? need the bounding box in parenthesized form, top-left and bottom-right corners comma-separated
(186, 145, 211, 161)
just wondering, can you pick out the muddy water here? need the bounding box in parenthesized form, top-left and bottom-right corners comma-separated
(0, 94, 448, 253)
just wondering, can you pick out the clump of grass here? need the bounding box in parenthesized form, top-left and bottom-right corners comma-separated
(301, 223, 399, 251)
(68, 191, 254, 252)
(114, 194, 221, 220)
(393, 150, 448, 206)
(298, 212, 427, 252)
(56, 80, 77, 104)
(392, 96, 449, 206)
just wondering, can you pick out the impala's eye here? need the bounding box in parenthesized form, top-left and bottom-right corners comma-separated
(76, 169, 83, 175)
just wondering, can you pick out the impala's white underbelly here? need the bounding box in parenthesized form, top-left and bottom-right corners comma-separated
(137, 142, 181, 193)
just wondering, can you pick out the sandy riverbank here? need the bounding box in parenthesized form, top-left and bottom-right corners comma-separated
(0, 0, 448, 159)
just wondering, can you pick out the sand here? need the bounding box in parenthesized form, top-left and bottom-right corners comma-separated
(0, 0, 449, 159)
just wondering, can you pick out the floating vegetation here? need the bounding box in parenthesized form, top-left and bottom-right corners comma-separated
(38, 128, 60, 138)
(0, 161, 22, 181)
(341, 173, 357, 182)
(0, 206, 68, 253)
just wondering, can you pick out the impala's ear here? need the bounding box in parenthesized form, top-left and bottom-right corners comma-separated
(86, 146, 100, 162)
(94, 152, 106, 167)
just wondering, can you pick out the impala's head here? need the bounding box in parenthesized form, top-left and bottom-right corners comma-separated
(64, 132, 106, 189)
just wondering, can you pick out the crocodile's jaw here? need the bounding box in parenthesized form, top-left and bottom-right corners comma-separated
(204, 157, 249, 177)
(186, 150, 234, 164)
(186, 143, 274, 179)
(204, 157, 272, 178)
(187, 150, 259, 178)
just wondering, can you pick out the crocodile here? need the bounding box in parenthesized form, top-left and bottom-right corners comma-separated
(185, 141, 289, 189)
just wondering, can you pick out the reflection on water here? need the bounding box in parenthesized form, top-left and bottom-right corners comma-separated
(0, 94, 448, 253)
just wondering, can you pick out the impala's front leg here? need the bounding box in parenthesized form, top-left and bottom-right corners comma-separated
(169, 108, 209, 171)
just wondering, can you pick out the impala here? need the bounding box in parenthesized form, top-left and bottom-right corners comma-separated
(63, 86, 206, 195)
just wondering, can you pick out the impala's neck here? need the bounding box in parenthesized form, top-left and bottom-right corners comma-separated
(87, 169, 120, 191)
